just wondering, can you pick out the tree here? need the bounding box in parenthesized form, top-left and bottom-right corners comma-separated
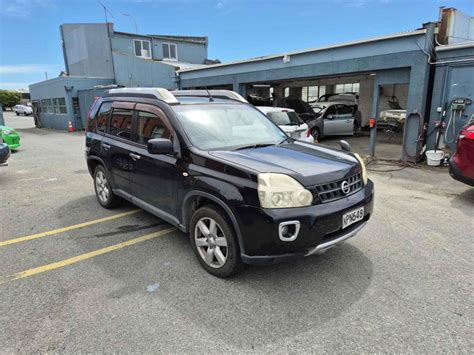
(0, 90, 22, 110)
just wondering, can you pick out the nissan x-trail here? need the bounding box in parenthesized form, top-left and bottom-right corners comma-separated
(85, 88, 374, 277)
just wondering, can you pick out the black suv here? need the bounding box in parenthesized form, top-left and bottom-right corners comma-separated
(85, 88, 374, 277)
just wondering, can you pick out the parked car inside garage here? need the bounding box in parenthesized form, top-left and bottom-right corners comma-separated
(257, 106, 313, 143)
(310, 102, 359, 137)
(274, 97, 324, 140)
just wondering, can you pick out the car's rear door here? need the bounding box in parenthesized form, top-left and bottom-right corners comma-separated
(101, 101, 135, 194)
(128, 103, 180, 217)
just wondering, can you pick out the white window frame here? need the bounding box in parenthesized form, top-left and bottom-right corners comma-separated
(162, 42, 178, 61)
(133, 39, 152, 59)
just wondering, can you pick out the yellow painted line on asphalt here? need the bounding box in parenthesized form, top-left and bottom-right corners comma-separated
(0, 227, 176, 285)
(0, 210, 141, 247)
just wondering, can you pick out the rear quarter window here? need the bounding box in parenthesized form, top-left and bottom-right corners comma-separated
(94, 102, 112, 134)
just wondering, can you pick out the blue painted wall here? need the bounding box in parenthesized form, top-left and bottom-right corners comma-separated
(112, 51, 178, 89)
(61, 23, 115, 78)
(29, 77, 115, 130)
(427, 45, 474, 152)
(111, 32, 207, 64)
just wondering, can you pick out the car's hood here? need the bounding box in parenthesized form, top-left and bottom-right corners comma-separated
(209, 142, 359, 186)
(0, 126, 17, 134)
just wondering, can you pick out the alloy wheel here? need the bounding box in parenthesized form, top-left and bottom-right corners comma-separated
(194, 217, 228, 268)
(95, 170, 110, 204)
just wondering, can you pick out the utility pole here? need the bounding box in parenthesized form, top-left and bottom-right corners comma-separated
(122, 13, 138, 33)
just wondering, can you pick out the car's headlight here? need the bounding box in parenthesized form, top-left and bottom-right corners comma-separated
(354, 153, 368, 185)
(258, 173, 313, 209)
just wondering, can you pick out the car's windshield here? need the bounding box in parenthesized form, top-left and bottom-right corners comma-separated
(174, 104, 286, 150)
(267, 111, 303, 126)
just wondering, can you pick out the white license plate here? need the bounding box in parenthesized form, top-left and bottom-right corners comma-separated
(342, 207, 364, 229)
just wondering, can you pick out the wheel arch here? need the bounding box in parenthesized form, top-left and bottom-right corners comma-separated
(182, 191, 245, 255)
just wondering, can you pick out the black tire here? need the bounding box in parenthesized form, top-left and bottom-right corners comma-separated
(15, 112, 19, 116)
(189, 205, 242, 278)
(93, 165, 121, 209)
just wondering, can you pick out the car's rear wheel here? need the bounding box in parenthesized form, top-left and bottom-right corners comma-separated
(189, 206, 242, 278)
(93, 165, 120, 208)
(15, 112, 19, 116)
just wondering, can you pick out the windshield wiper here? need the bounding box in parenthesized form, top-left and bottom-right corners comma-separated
(235, 143, 275, 151)
(279, 137, 294, 144)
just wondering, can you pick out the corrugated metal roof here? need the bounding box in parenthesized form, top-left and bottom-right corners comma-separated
(178, 29, 427, 73)
(159, 61, 209, 70)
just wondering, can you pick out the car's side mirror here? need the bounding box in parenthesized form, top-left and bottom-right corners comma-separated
(147, 138, 174, 155)
(340, 140, 351, 152)
(326, 114, 335, 120)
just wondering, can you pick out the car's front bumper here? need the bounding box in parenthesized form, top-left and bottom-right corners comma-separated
(236, 180, 374, 264)
(449, 158, 474, 186)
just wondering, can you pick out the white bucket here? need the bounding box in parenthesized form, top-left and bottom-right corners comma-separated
(425, 150, 444, 166)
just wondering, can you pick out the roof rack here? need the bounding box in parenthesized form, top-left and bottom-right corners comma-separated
(171, 90, 248, 103)
(107, 88, 179, 104)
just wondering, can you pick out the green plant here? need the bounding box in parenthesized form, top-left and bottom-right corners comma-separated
(0, 90, 22, 110)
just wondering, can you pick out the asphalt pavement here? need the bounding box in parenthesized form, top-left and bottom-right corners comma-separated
(1, 111, 472, 353)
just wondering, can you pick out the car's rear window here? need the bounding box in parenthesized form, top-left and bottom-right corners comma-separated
(267, 111, 303, 126)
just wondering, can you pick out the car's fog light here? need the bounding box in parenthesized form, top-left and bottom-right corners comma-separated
(279, 221, 301, 241)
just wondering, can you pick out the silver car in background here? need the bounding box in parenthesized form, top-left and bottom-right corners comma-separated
(310, 101, 359, 136)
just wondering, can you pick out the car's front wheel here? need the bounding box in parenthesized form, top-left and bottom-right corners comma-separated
(93, 165, 121, 208)
(15, 112, 19, 116)
(189, 206, 242, 277)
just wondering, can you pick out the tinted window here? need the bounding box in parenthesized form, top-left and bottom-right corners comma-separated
(337, 105, 355, 115)
(325, 106, 337, 117)
(135, 111, 172, 145)
(110, 108, 133, 140)
(267, 111, 303, 126)
(96, 102, 112, 133)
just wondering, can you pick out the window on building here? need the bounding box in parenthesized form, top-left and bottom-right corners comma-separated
(135, 110, 172, 145)
(335, 83, 360, 94)
(41, 99, 53, 113)
(302, 85, 326, 102)
(134, 39, 151, 59)
(96, 102, 112, 133)
(110, 108, 133, 140)
(162, 43, 178, 61)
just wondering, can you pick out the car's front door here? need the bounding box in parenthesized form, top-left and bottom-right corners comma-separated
(323, 105, 354, 135)
(129, 104, 180, 217)
(102, 102, 135, 194)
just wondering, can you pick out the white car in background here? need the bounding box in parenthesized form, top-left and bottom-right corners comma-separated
(257, 106, 314, 142)
(13, 105, 33, 116)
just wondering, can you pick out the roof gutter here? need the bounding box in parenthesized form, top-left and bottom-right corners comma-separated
(178, 29, 427, 73)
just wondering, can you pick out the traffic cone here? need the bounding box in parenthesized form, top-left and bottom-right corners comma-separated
(68, 120, 74, 132)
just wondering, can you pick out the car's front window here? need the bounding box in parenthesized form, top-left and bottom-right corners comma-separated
(267, 111, 303, 126)
(174, 104, 286, 150)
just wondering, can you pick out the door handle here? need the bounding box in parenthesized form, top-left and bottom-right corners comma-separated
(130, 153, 141, 161)
(102, 143, 111, 150)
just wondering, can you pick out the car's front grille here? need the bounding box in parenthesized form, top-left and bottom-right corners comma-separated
(312, 173, 362, 203)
